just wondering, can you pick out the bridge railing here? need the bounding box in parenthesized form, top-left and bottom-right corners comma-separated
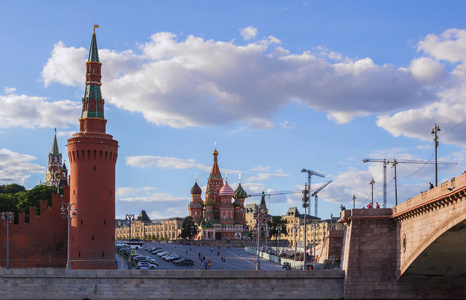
(393, 172, 466, 215)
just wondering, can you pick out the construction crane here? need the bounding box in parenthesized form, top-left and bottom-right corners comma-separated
(362, 158, 457, 207)
(247, 190, 301, 198)
(311, 180, 332, 217)
(301, 168, 325, 216)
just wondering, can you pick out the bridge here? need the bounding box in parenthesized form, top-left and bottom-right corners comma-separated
(339, 172, 466, 299)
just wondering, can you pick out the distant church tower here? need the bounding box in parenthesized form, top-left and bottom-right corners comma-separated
(46, 129, 68, 187)
(67, 26, 118, 269)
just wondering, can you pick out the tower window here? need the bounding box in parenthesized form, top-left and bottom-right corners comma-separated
(102, 251, 105, 257)
(93, 166, 96, 171)
(81, 220, 83, 225)
(92, 235, 94, 241)
(104, 220, 106, 225)
(79, 251, 81, 258)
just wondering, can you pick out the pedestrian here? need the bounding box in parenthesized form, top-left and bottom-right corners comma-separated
(208, 260, 211, 270)
(367, 203, 372, 209)
(211, 247, 213, 252)
(429, 182, 434, 190)
(204, 261, 208, 270)
(376, 202, 380, 209)
(198, 253, 201, 259)
(217, 251, 220, 256)
(186, 250, 188, 255)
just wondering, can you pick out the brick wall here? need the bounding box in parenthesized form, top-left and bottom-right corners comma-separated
(0, 189, 68, 268)
(0, 268, 345, 299)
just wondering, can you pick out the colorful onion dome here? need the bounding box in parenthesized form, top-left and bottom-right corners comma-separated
(232, 198, 241, 207)
(219, 180, 235, 197)
(204, 195, 215, 206)
(234, 182, 248, 199)
(190, 181, 202, 195)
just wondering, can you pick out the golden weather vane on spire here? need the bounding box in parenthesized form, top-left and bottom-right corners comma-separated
(93, 24, 99, 34)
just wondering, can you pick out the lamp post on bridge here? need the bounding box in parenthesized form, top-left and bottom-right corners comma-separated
(61, 202, 77, 270)
(125, 214, 135, 269)
(2, 212, 14, 269)
(277, 225, 282, 255)
(292, 225, 299, 262)
(254, 204, 267, 270)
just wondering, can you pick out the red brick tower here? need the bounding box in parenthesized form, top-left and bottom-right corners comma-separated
(205, 146, 223, 220)
(188, 179, 204, 223)
(219, 179, 235, 231)
(67, 26, 118, 269)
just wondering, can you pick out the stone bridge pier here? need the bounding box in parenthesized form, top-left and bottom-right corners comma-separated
(339, 172, 466, 299)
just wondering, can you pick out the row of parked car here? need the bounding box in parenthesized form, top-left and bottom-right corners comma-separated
(133, 255, 159, 270)
(144, 246, 195, 266)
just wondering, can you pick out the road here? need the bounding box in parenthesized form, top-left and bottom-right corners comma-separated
(134, 242, 283, 271)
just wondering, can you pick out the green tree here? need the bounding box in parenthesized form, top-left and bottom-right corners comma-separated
(0, 193, 19, 213)
(0, 184, 26, 195)
(179, 216, 198, 240)
(16, 185, 61, 215)
(268, 216, 288, 240)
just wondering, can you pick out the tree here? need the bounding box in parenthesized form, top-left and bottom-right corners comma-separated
(0, 184, 26, 195)
(268, 216, 288, 240)
(16, 185, 61, 215)
(179, 216, 198, 240)
(0, 194, 19, 213)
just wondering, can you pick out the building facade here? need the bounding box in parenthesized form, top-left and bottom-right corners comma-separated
(282, 206, 343, 248)
(115, 210, 183, 241)
(188, 147, 248, 240)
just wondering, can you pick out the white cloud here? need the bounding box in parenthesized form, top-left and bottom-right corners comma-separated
(250, 165, 271, 172)
(279, 120, 294, 129)
(126, 155, 242, 175)
(374, 28, 466, 147)
(240, 26, 258, 40)
(246, 171, 289, 182)
(126, 155, 211, 172)
(41, 42, 87, 87)
(119, 192, 188, 203)
(116, 187, 157, 197)
(0, 93, 81, 128)
(41, 31, 438, 129)
(57, 130, 76, 138)
(4, 87, 16, 94)
(408, 57, 447, 83)
(0, 149, 46, 185)
(417, 28, 466, 63)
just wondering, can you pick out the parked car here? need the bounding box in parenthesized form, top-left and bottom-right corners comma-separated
(137, 262, 150, 270)
(174, 259, 194, 266)
(157, 251, 168, 257)
(148, 263, 158, 269)
(166, 255, 180, 262)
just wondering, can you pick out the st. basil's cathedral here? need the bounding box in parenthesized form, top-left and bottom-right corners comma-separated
(188, 147, 249, 240)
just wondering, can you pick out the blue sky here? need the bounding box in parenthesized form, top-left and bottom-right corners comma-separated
(1, 1, 466, 220)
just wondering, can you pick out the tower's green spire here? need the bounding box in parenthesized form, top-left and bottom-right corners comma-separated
(51, 128, 60, 155)
(88, 25, 100, 62)
(81, 25, 105, 120)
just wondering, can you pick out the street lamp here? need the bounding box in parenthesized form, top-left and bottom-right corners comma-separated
(125, 214, 135, 268)
(2, 212, 13, 269)
(302, 183, 310, 270)
(312, 224, 317, 265)
(61, 202, 77, 270)
(292, 225, 299, 262)
(431, 124, 441, 187)
(370, 178, 375, 207)
(277, 225, 282, 255)
(254, 205, 267, 270)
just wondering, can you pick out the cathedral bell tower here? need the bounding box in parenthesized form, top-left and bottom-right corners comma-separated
(66, 26, 118, 269)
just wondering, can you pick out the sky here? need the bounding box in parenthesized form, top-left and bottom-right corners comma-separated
(1, 1, 466, 221)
